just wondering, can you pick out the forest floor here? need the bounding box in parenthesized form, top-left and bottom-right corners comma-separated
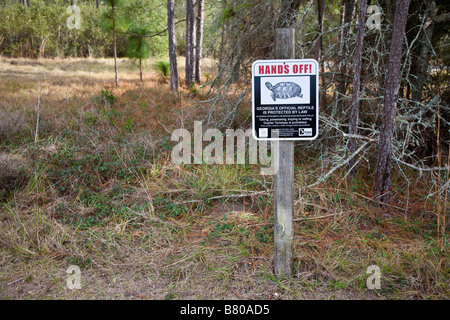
(0, 57, 448, 300)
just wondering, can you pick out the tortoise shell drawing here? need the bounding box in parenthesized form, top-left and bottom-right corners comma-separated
(265, 81, 303, 101)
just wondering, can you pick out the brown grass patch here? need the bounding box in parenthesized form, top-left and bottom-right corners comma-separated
(0, 58, 448, 300)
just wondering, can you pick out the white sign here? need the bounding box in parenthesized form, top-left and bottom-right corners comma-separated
(252, 59, 319, 140)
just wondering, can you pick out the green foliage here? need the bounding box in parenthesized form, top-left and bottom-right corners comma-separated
(99, 89, 117, 105)
(100, 0, 127, 34)
(154, 196, 188, 218)
(210, 215, 234, 238)
(152, 60, 171, 82)
(0, 0, 110, 58)
(67, 256, 92, 268)
(127, 25, 152, 61)
(189, 84, 199, 94)
(103, 0, 126, 8)
(219, 3, 251, 24)
(121, 0, 167, 56)
(255, 225, 271, 243)
(0, 0, 166, 58)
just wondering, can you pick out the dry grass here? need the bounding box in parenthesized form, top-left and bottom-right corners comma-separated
(0, 58, 448, 300)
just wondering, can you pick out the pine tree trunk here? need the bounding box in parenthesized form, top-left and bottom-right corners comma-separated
(335, 0, 355, 116)
(194, 0, 204, 84)
(315, 0, 325, 61)
(138, 36, 143, 82)
(411, 0, 435, 101)
(167, 0, 178, 91)
(316, 0, 327, 108)
(348, 0, 368, 174)
(139, 58, 143, 82)
(185, 0, 195, 87)
(218, 22, 226, 73)
(375, 0, 411, 204)
(112, 0, 119, 87)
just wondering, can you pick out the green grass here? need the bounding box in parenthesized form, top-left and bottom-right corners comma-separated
(152, 60, 170, 83)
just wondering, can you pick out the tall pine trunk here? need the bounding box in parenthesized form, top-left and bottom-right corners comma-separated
(218, 22, 226, 72)
(335, 0, 355, 116)
(348, 0, 368, 174)
(316, 0, 326, 108)
(139, 58, 142, 82)
(185, 0, 195, 87)
(194, 0, 204, 84)
(112, 0, 119, 87)
(375, 0, 411, 204)
(167, 0, 178, 91)
(410, 0, 435, 101)
(139, 36, 143, 82)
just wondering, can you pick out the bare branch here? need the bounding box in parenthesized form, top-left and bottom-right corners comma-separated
(433, 12, 450, 23)
(394, 157, 450, 172)
(305, 142, 370, 189)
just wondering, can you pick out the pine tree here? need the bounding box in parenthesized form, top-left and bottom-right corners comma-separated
(375, 0, 412, 204)
(335, 0, 355, 116)
(194, 0, 204, 84)
(185, 0, 195, 87)
(101, 0, 125, 87)
(167, 0, 178, 91)
(127, 24, 152, 82)
(348, 0, 368, 174)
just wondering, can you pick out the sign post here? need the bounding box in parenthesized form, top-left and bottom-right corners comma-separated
(252, 29, 319, 278)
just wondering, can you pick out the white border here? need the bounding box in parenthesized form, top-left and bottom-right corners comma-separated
(251, 59, 319, 141)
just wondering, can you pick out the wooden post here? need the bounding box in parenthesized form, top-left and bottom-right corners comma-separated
(274, 28, 295, 279)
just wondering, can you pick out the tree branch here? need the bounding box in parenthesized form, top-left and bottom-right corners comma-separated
(433, 12, 450, 23)
(305, 142, 370, 189)
(394, 157, 450, 172)
(125, 19, 186, 38)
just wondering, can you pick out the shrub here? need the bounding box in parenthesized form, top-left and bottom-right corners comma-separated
(0, 0, 165, 58)
(152, 60, 170, 83)
(99, 89, 117, 105)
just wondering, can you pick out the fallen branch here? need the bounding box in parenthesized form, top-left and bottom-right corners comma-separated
(6, 277, 25, 286)
(294, 212, 339, 221)
(173, 190, 269, 205)
(248, 212, 339, 227)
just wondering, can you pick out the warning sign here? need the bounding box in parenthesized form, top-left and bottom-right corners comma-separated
(252, 59, 319, 140)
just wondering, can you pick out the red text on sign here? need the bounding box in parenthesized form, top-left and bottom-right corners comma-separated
(257, 64, 313, 75)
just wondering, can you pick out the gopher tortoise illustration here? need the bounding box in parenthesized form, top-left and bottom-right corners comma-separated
(265, 81, 303, 101)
